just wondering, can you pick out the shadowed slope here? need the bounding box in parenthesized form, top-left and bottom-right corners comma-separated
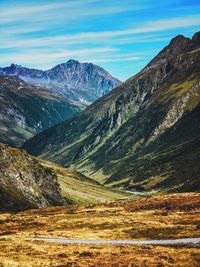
(0, 75, 81, 146)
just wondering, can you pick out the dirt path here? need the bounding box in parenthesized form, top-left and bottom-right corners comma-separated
(31, 237, 200, 246)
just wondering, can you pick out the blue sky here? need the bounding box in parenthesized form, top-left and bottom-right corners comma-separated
(0, 0, 200, 81)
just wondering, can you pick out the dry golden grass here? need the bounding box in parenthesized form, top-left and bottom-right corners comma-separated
(0, 238, 200, 267)
(0, 193, 200, 266)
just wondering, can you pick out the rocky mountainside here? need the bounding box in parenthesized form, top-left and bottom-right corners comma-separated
(0, 60, 121, 105)
(0, 75, 82, 147)
(23, 32, 200, 192)
(0, 143, 66, 212)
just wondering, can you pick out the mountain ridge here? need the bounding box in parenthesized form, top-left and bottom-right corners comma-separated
(0, 60, 121, 106)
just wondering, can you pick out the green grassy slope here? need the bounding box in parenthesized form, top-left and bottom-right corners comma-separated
(41, 161, 131, 204)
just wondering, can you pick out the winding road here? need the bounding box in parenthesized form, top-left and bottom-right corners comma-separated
(32, 237, 200, 246)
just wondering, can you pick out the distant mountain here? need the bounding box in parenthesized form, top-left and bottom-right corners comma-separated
(23, 32, 200, 193)
(0, 60, 121, 106)
(0, 143, 65, 212)
(0, 75, 81, 147)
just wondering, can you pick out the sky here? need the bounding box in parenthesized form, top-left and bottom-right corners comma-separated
(0, 0, 200, 81)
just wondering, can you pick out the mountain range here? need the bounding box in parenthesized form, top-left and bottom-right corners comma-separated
(23, 32, 200, 193)
(0, 59, 121, 106)
(0, 61, 120, 146)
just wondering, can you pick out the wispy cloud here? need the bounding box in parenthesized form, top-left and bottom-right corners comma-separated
(53, 16, 200, 39)
(87, 57, 141, 63)
(0, 47, 120, 66)
(1, 0, 200, 80)
(2, 16, 200, 50)
(0, 0, 143, 25)
(0, 0, 97, 23)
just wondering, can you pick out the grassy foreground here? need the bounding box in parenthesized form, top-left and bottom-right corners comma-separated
(0, 193, 200, 266)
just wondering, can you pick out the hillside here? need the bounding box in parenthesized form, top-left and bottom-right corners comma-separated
(23, 32, 200, 192)
(0, 143, 65, 212)
(0, 60, 121, 106)
(0, 75, 81, 147)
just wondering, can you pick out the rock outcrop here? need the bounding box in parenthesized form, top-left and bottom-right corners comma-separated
(0, 143, 66, 211)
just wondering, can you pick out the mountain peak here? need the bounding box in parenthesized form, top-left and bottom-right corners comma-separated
(168, 34, 190, 53)
(191, 31, 200, 49)
(144, 34, 191, 70)
(0, 60, 121, 105)
(192, 31, 200, 41)
(170, 34, 188, 44)
(10, 63, 21, 68)
(66, 59, 79, 64)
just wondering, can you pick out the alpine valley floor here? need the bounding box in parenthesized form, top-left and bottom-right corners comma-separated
(0, 193, 200, 267)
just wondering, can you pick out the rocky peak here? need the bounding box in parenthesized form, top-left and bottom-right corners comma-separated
(145, 34, 191, 71)
(3, 64, 22, 75)
(66, 59, 79, 65)
(168, 35, 190, 54)
(10, 63, 21, 68)
(191, 31, 200, 49)
(0, 60, 121, 104)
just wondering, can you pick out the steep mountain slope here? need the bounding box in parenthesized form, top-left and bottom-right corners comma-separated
(0, 143, 65, 212)
(0, 60, 121, 105)
(0, 75, 81, 147)
(23, 32, 200, 192)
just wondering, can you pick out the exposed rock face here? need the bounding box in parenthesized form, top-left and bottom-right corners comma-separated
(0, 75, 81, 147)
(23, 32, 200, 192)
(0, 60, 121, 105)
(0, 143, 66, 211)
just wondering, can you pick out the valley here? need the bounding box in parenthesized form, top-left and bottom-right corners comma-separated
(40, 160, 130, 204)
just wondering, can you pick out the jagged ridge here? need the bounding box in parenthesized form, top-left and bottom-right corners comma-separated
(0, 60, 121, 106)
